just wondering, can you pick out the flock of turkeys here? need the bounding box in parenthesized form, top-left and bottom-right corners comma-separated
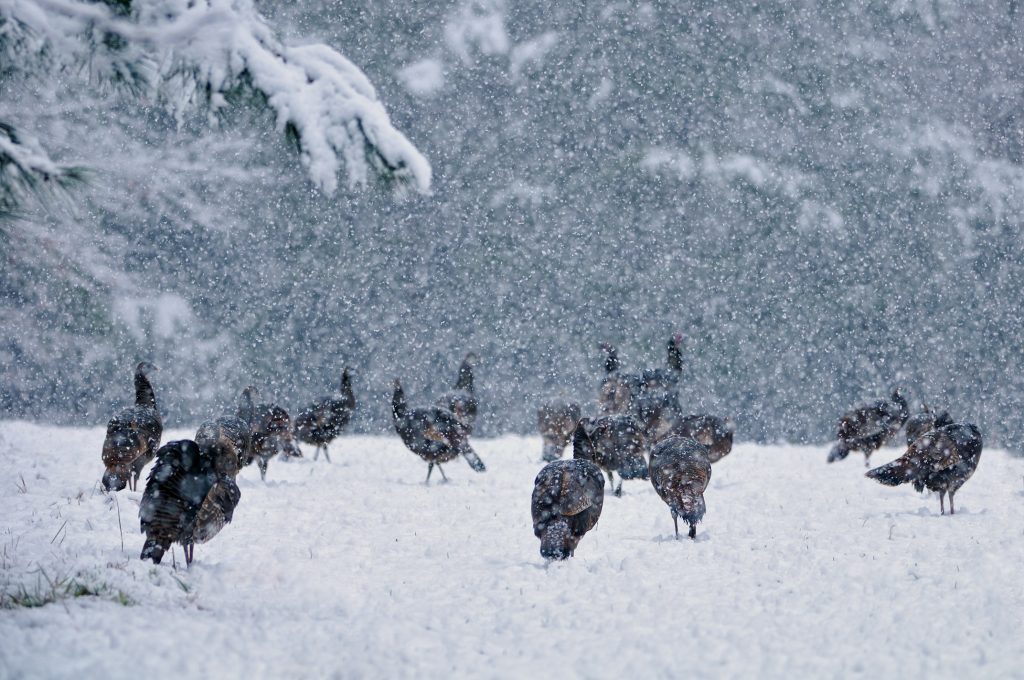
(99, 337, 982, 565)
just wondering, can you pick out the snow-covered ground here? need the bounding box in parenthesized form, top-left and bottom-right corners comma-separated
(1, 421, 1022, 678)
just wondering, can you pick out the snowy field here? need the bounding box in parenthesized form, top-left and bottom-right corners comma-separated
(1, 421, 1022, 679)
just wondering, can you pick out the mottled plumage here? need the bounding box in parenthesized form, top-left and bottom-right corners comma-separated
(237, 385, 301, 481)
(649, 436, 712, 539)
(828, 387, 909, 467)
(537, 399, 582, 462)
(393, 379, 485, 483)
(101, 362, 162, 492)
(531, 453, 605, 560)
(672, 414, 735, 464)
(573, 414, 648, 496)
(195, 415, 251, 471)
(904, 405, 953, 447)
(294, 367, 357, 462)
(866, 423, 982, 515)
(597, 343, 640, 415)
(640, 333, 684, 395)
(139, 439, 241, 566)
(435, 353, 479, 433)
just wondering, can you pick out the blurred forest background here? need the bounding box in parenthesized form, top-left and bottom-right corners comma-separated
(3, 0, 1024, 448)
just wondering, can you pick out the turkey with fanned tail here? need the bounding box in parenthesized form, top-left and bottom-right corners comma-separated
(537, 399, 581, 462)
(101, 361, 162, 492)
(649, 436, 712, 539)
(392, 379, 485, 483)
(435, 353, 479, 434)
(866, 422, 982, 515)
(531, 423, 605, 560)
(294, 367, 356, 462)
(139, 439, 241, 566)
(828, 386, 909, 467)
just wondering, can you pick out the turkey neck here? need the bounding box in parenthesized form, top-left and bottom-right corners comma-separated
(603, 346, 620, 374)
(340, 370, 355, 405)
(892, 391, 909, 420)
(392, 384, 408, 421)
(135, 369, 157, 409)
(238, 387, 257, 427)
(455, 361, 474, 391)
(667, 342, 683, 373)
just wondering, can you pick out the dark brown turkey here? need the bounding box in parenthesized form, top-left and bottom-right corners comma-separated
(294, 367, 356, 462)
(649, 436, 712, 539)
(435, 353, 479, 433)
(573, 414, 648, 496)
(392, 379, 485, 483)
(671, 414, 735, 464)
(531, 438, 605, 561)
(828, 387, 909, 467)
(597, 342, 639, 415)
(139, 439, 241, 566)
(904, 405, 953, 447)
(195, 413, 251, 471)
(237, 385, 301, 481)
(639, 333, 684, 394)
(101, 362, 163, 492)
(537, 399, 581, 462)
(866, 422, 982, 515)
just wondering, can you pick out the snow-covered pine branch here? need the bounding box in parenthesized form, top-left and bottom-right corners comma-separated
(0, 0, 431, 197)
(0, 122, 86, 218)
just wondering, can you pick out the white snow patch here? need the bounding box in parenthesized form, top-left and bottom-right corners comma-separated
(509, 31, 559, 80)
(396, 58, 446, 97)
(489, 181, 553, 208)
(112, 293, 194, 341)
(640, 147, 697, 182)
(759, 75, 808, 115)
(588, 75, 614, 107)
(445, 0, 510, 63)
(1, 423, 1022, 677)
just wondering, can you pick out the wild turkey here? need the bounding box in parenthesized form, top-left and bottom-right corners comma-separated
(671, 414, 735, 464)
(195, 414, 251, 469)
(866, 422, 982, 515)
(634, 390, 683, 443)
(649, 436, 712, 539)
(905, 405, 953, 446)
(392, 379, 485, 483)
(139, 439, 241, 566)
(101, 361, 163, 492)
(640, 333, 684, 394)
(293, 367, 357, 462)
(237, 385, 301, 481)
(537, 399, 582, 462)
(435, 353, 479, 433)
(597, 343, 639, 415)
(573, 414, 648, 496)
(531, 437, 605, 560)
(827, 386, 909, 467)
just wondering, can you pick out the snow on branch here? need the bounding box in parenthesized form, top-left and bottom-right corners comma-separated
(0, 0, 431, 195)
(0, 122, 86, 216)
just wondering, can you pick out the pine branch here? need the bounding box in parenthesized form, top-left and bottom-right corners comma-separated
(1, 0, 432, 195)
(0, 121, 87, 219)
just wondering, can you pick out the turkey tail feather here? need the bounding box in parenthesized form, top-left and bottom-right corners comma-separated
(866, 458, 914, 486)
(460, 443, 486, 472)
(827, 441, 850, 463)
